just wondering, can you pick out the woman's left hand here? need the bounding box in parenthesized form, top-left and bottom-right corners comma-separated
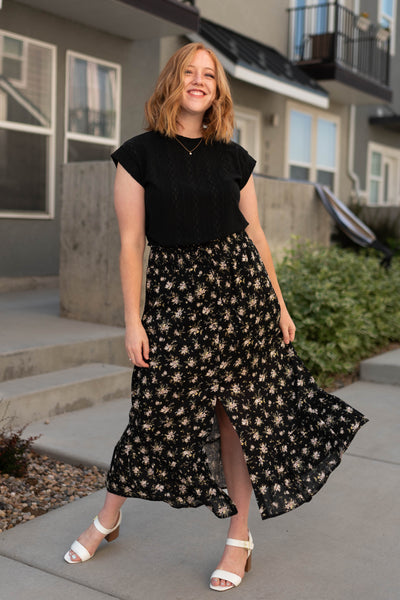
(279, 307, 296, 344)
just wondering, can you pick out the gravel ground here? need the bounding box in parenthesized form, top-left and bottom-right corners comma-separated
(0, 451, 106, 532)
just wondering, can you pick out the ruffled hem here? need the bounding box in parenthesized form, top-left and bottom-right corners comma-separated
(256, 415, 368, 519)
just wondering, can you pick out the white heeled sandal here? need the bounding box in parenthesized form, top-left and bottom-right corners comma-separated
(64, 511, 122, 564)
(209, 530, 254, 592)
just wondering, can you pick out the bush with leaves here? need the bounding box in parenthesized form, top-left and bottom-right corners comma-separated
(0, 405, 41, 477)
(276, 242, 400, 386)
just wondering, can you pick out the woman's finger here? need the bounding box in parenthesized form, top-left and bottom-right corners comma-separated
(142, 336, 150, 362)
(132, 343, 149, 367)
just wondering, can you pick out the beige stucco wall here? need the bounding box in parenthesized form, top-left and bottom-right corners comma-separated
(60, 162, 331, 327)
(195, 0, 289, 55)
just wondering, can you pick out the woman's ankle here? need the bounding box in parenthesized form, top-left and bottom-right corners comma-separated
(97, 508, 120, 529)
(227, 522, 249, 540)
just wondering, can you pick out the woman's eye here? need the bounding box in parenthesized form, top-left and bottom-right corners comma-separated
(205, 73, 215, 79)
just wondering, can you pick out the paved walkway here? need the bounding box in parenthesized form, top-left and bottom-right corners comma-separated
(0, 295, 399, 599)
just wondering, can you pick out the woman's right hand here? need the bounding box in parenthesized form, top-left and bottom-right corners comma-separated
(125, 322, 150, 367)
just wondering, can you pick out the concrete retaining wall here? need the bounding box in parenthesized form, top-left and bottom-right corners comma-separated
(59, 162, 331, 327)
(59, 162, 125, 326)
(358, 205, 400, 238)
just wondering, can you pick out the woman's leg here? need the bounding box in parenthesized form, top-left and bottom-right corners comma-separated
(66, 491, 126, 562)
(210, 401, 253, 588)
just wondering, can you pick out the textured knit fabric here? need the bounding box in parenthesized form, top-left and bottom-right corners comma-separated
(106, 231, 368, 519)
(111, 131, 255, 247)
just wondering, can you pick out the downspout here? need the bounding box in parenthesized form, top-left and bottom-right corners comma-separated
(347, 2, 364, 204)
(348, 104, 361, 202)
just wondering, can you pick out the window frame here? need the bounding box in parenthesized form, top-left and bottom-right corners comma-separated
(64, 50, 121, 163)
(0, 30, 56, 220)
(285, 101, 340, 194)
(233, 105, 261, 170)
(0, 33, 28, 88)
(378, 0, 397, 55)
(367, 142, 400, 206)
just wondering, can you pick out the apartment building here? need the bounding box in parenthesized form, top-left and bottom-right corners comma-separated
(0, 0, 398, 280)
(194, 0, 398, 210)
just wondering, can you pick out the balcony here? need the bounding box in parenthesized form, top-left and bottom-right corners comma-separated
(287, 2, 392, 104)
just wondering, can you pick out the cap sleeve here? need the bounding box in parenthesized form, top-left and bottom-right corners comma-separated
(236, 145, 256, 189)
(111, 139, 145, 187)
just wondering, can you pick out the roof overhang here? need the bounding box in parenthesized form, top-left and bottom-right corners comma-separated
(188, 22, 329, 109)
(15, 0, 199, 40)
(369, 115, 400, 132)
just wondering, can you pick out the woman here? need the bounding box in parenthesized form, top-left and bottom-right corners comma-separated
(64, 43, 368, 592)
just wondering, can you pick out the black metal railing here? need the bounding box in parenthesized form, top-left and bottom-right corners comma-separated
(287, 2, 390, 86)
(68, 108, 116, 139)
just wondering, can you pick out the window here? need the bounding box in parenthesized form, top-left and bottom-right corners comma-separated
(288, 110, 312, 180)
(287, 105, 339, 192)
(233, 107, 261, 169)
(65, 52, 120, 162)
(0, 34, 27, 86)
(367, 143, 400, 205)
(379, 0, 397, 54)
(316, 118, 336, 189)
(0, 31, 56, 218)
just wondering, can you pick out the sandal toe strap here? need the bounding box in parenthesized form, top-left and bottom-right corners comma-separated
(69, 540, 91, 562)
(210, 569, 242, 587)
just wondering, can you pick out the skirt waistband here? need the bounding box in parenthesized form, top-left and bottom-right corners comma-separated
(149, 230, 249, 256)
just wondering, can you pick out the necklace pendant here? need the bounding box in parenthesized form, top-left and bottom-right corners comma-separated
(189, 152, 192, 156)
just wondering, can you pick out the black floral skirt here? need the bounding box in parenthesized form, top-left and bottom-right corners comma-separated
(106, 231, 368, 519)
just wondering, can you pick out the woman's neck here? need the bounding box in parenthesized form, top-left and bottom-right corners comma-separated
(177, 112, 203, 138)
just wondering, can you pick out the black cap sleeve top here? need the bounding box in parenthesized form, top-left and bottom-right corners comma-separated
(111, 131, 256, 247)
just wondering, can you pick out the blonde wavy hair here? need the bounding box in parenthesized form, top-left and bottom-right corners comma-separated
(145, 42, 234, 143)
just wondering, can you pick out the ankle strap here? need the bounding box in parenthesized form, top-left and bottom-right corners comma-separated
(226, 531, 254, 551)
(93, 511, 121, 535)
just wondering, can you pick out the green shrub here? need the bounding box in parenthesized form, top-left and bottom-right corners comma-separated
(277, 242, 400, 386)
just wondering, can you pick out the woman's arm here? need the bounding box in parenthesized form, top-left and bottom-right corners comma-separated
(114, 163, 149, 367)
(238, 175, 296, 344)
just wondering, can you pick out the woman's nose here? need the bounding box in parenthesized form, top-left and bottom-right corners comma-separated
(191, 71, 204, 85)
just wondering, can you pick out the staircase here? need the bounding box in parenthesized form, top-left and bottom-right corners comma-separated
(0, 288, 131, 427)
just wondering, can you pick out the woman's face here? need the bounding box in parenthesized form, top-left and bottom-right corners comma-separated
(180, 50, 217, 119)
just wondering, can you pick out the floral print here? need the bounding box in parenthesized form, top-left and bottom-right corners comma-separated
(106, 231, 368, 519)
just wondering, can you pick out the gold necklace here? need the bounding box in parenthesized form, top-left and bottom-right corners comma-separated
(175, 137, 203, 156)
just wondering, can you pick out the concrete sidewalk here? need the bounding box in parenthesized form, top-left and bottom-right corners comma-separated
(1, 305, 399, 600)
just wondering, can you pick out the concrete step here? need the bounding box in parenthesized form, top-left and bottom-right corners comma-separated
(0, 287, 127, 382)
(0, 363, 131, 426)
(0, 336, 127, 383)
(360, 348, 400, 387)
